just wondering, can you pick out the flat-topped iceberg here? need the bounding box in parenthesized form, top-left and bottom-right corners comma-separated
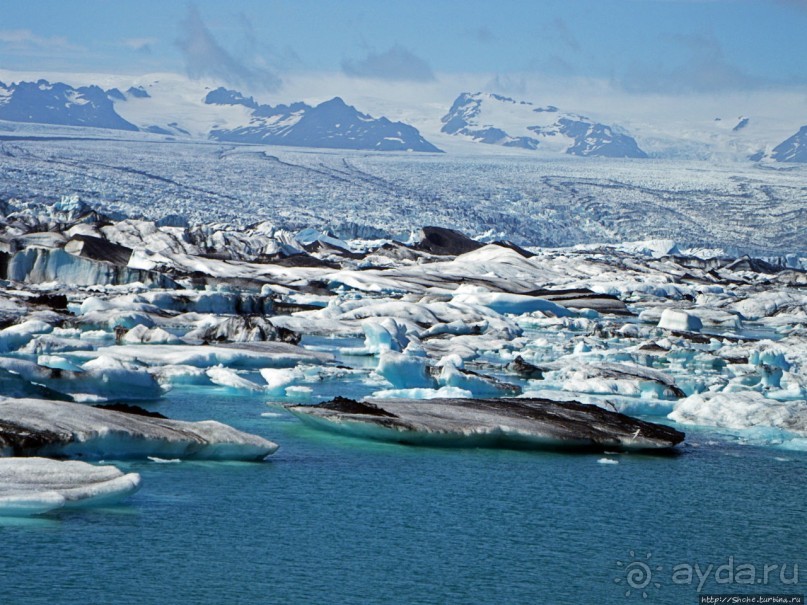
(286, 397, 685, 452)
(669, 392, 807, 436)
(0, 398, 278, 460)
(0, 457, 140, 516)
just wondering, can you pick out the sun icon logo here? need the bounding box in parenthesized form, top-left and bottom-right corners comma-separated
(614, 550, 663, 599)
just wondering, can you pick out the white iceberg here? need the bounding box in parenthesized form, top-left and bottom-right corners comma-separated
(0, 457, 141, 516)
(658, 309, 703, 332)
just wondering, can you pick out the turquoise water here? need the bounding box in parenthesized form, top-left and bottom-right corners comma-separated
(2, 382, 806, 605)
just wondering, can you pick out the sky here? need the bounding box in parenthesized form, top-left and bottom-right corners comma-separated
(2, 0, 807, 97)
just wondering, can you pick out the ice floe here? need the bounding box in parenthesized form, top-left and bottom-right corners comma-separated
(287, 397, 685, 451)
(0, 398, 278, 460)
(0, 457, 141, 516)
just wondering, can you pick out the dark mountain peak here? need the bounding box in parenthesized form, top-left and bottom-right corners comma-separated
(441, 91, 646, 158)
(204, 87, 258, 110)
(0, 79, 138, 131)
(211, 94, 441, 153)
(770, 125, 807, 163)
(106, 88, 126, 101)
(126, 86, 150, 99)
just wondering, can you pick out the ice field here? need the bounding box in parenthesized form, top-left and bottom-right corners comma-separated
(0, 136, 805, 255)
(0, 139, 805, 603)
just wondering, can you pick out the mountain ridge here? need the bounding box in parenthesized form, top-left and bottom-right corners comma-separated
(441, 92, 647, 158)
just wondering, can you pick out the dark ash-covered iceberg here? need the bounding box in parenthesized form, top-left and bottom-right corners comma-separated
(0, 398, 278, 460)
(286, 397, 685, 451)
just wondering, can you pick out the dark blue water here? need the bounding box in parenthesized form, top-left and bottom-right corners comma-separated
(1, 384, 805, 605)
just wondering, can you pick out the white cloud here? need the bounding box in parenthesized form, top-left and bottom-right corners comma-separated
(122, 38, 157, 54)
(176, 4, 281, 92)
(620, 33, 766, 93)
(0, 29, 83, 53)
(342, 45, 435, 82)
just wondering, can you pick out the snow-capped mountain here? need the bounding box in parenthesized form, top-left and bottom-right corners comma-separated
(0, 79, 440, 153)
(769, 125, 807, 163)
(0, 79, 138, 131)
(441, 92, 647, 158)
(206, 88, 441, 152)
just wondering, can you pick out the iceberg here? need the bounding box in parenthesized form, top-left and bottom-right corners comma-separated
(64, 342, 332, 369)
(0, 457, 141, 516)
(0, 320, 53, 353)
(287, 396, 685, 451)
(377, 351, 435, 389)
(207, 366, 265, 391)
(451, 291, 575, 318)
(669, 392, 807, 436)
(0, 398, 278, 460)
(362, 318, 410, 354)
(658, 309, 703, 332)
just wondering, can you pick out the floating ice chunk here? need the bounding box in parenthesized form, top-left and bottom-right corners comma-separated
(37, 355, 84, 373)
(419, 320, 485, 339)
(362, 318, 410, 354)
(80, 330, 114, 341)
(81, 310, 156, 330)
(619, 239, 681, 258)
(295, 227, 351, 252)
(0, 320, 53, 353)
(452, 292, 574, 317)
(285, 385, 312, 396)
(122, 325, 180, 345)
(669, 392, 807, 436)
(377, 351, 435, 389)
(733, 291, 807, 320)
(618, 324, 641, 338)
(658, 309, 702, 332)
(370, 386, 474, 399)
(0, 457, 141, 516)
(0, 398, 278, 460)
(437, 355, 521, 397)
(288, 397, 685, 451)
(0, 355, 160, 402)
(189, 316, 281, 343)
(67, 343, 332, 369)
(749, 347, 792, 371)
(80, 356, 163, 401)
(150, 364, 209, 386)
(435, 354, 465, 369)
(260, 367, 301, 395)
(21, 333, 95, 355)
(207, 366, 264, 391)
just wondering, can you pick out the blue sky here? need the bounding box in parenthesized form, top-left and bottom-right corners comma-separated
(2, 0, 807, 95)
